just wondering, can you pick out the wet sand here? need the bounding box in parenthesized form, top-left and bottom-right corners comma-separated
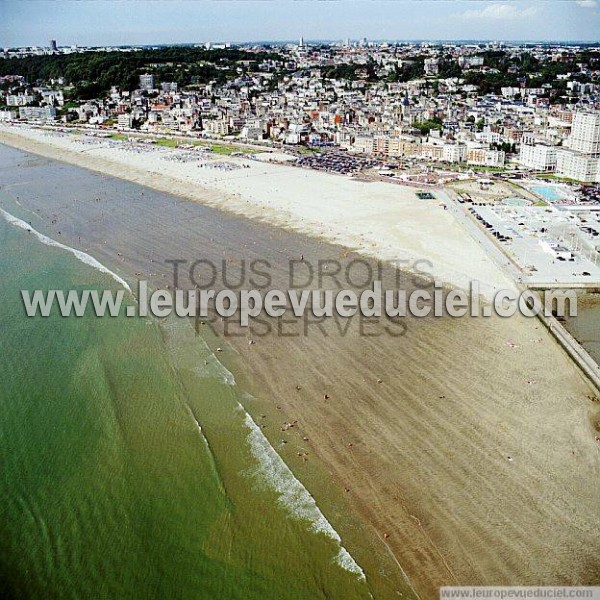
(0, 126, 515, 298)
(1, 142, 599, 598)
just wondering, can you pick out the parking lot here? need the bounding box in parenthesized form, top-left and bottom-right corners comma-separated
(296, 151, 379, 174)
(470, 204, 600, 285)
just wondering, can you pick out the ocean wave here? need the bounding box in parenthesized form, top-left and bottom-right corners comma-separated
(240, 404, 366, 580)
(161, 317, 236, 386)
(160, 315, 363, 579)
(193, 351, 236, 386)
(0, 207, 131, 293)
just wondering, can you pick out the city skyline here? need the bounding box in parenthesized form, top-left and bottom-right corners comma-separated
(2, 1, 600, 47)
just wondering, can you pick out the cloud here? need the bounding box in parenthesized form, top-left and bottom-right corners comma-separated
(576, 0, 597, 8)
(461, 3, 539, 21)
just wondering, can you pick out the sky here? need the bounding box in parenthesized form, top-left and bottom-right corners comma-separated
(1, 1, 599, 47)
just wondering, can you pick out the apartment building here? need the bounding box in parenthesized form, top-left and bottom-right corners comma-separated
(204, 118, 231, 136)
(467, 147, 506, 167)
(424, 58, 439, 76)
(420, 142, 444, 161)
(117, 113, 132, 129)
(569, 111, 600, 155)
(18, 106, 56, 119)
(556, 149, 599, 183)
(519, 142, 557, 171)
(139, 73, 154, 91)
(442, 143, 467, 163)
(6, 94, 35, 106)
(353, 135, 421, 158)
(555, 111, 600, 182)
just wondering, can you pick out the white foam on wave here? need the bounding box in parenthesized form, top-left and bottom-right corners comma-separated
(194, 350, 236, 386)
(0, 207, 131, 293)
(149, 315, 362, 578)
(239, 404, 366, 580)
(161, 317, 236, 386)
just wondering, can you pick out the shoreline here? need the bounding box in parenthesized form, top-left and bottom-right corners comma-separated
(7, 125, 600, 397)
(0, 124, 516, 300)
(0, 215, 382, 600)
(1, 137, 600, 598)
(0, 200, 403, 598)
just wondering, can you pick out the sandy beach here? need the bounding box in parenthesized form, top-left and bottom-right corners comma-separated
(1, 130, 600, 598)
(0, 125, 515, 298)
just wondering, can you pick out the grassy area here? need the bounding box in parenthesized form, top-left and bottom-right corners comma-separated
(467, 165, 510, 174)
(106, 132, 257, 155)
(296, 146, 321, 155)
(536, 173, 581, 184)
(155, 137, 179, 148)
(209, 143, 255, 155)
(442, 163, 511, 175)
(148, 138, 259, 155)
(533, 199, 549, 207)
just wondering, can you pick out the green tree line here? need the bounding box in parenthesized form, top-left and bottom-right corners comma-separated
(0, 47, 282, 99)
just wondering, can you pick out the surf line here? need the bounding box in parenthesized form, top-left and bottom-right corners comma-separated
(238, 402, 367, 581)
(0, 206, 132, 293)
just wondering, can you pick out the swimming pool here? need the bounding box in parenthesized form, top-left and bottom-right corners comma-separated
(529, 185, 566, 202)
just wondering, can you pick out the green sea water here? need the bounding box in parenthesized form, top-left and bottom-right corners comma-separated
(0, 215, 373, 599)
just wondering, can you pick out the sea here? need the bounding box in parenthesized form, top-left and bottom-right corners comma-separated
(0, 144, 379, 599)
(565, 292, 600, 366)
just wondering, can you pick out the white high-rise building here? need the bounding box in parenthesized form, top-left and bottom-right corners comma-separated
(569, 111, 600, 155)
(519, 143, 557, 171)
(555, 111, 600, 182)
(556, 150, 600, 183)
(424, 58, 440, 76)
(139, 73, 154, 91)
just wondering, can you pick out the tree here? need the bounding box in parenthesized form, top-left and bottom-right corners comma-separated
(414, 116, 443, 135)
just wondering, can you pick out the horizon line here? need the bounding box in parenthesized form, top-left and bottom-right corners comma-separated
(6, 38, 600, 49)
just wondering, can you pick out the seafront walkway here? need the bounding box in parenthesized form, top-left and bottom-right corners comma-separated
(439, 187, 600, 394)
